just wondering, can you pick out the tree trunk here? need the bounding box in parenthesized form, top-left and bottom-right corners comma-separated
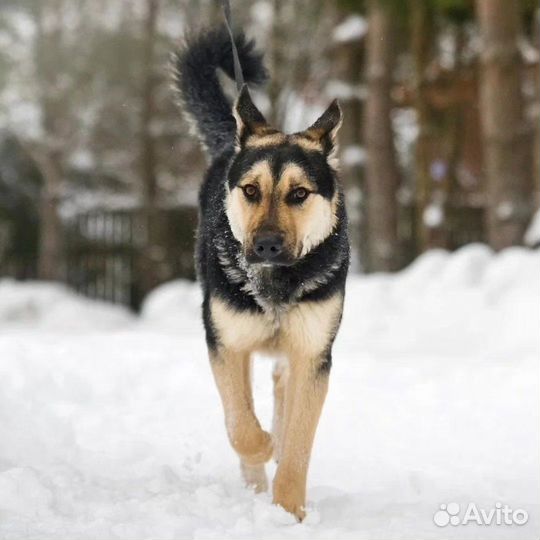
(532, 7, 540, 209)
(363, 0, 401, 271)
(331, 21, 364, 270)
(476, 0, 533, 249)
(138, 0, 162, 300)
(32, 1, 65, 281)
(268, 0, 286, 126)
(36, 150, 63, 281)
(409, 0, 447, 252)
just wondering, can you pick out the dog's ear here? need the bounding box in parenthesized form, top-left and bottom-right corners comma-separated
(233, 85, 269, 146)
(302, 100, 343, 166)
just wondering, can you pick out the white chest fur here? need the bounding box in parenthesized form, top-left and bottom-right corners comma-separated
(210, 293, 343, 357)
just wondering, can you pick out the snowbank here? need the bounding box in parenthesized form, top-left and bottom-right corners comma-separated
(0, 279, 133, 331)
(0, 245, 538, 539)
(140, 278, 202, 333)
(341, 244, 540, 356)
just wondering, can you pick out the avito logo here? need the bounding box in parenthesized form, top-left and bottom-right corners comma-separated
(433, 502, 528, 527)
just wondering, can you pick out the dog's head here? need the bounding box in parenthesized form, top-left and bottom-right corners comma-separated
(226, 87, 343, 266)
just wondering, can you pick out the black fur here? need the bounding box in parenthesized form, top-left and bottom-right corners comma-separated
(174, 28, 349, 357)
(173, 26, 267, 158)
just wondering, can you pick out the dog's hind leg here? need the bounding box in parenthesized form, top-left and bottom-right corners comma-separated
(271, 356, 288, 463)
(210, 349, 273, 492)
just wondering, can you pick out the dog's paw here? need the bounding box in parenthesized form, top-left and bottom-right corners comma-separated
(272, 473, 306, 522)
(240, 462, 268, 493)
(232, 428, 273, 465)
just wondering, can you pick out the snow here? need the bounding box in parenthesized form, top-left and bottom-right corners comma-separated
(0, 244, 539, 539)
(525, 207, 540, 247)
(58, 191, 139, 220)
(0, 280, 133, 331)
(341, 145, 366, 167)
(250, 1, 273, 34)
(0, 91, 43, 140)
(333, 15, 368, 43)
(69, 149, 95, 171)
(280, 93, 325, 135)
(423, 203, 444, 228)
(496, 201, 514, 221)
(519, 37, 540, 65)
(392, 107, 419, 170)
(325, 80, 366, 101)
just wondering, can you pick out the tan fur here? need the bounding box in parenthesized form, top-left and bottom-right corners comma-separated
(270, 296, 343, 518)
(245, 132, 287, 148)
(240, 461, 268, 493)
(279, 293, 343, 357)
(225, 161, 338, 259)
(210, 296, 277, 351)
(210, 349, 272, 492)
(225, 160, 274, 245)
(296, 192, 339, 257)
(277, 163, 339, 258)
(209, 292, 343, 520)
(272, 363, 328, 520)
(271, 356, 288, 462)
(277, 162, 317, 192)
(290, 134, 324, 152)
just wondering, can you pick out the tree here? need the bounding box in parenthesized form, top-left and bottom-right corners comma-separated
(409, 0, 447, 252)
(476, 0, 534, 249)
(1, 0, 99, 280)
(30, 0, 69, 280)
(138, 0, 162, 300)
(534, 7, 540, 201)
(363, 0, 401, 270)
(331, 13, 366, 270)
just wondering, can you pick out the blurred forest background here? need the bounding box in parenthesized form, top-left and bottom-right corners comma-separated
(0, 0, 538, 309)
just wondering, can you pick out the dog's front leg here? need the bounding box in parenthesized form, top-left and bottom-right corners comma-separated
(210, 349, 273, 492)
(272, 353, 329, 521)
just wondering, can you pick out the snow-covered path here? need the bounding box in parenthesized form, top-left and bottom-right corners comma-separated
(0, 245, 538, 539)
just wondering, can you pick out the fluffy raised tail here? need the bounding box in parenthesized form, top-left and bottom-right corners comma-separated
(173, 26, 267, 158)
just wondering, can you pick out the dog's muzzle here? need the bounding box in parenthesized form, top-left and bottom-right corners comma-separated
(253, 231, 283, 260)
(246, 231, 294, 266)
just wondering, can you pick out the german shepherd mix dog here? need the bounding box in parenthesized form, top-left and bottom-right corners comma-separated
(174, 27, 349, 521)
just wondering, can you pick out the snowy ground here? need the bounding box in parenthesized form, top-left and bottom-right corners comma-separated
(0, 244, 539, 540)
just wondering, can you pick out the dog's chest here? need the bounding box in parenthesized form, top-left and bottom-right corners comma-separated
(210, 293, 342, 357)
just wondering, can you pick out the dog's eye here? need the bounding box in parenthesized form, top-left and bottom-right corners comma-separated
(242, 184, 259, 201)
(288, 187, 309, 204)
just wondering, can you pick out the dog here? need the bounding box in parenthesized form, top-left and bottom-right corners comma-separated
(174, 26, 349, 521)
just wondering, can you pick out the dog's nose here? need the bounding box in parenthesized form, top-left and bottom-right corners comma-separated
(253, 232, 284, 260)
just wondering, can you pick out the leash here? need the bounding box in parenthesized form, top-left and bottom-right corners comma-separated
(220, 0, 244, 92)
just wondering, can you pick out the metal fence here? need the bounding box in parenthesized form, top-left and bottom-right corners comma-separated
(0, 205, 197, 311)
(64, 206, 197, 310)
(65, 210, 137, 306)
